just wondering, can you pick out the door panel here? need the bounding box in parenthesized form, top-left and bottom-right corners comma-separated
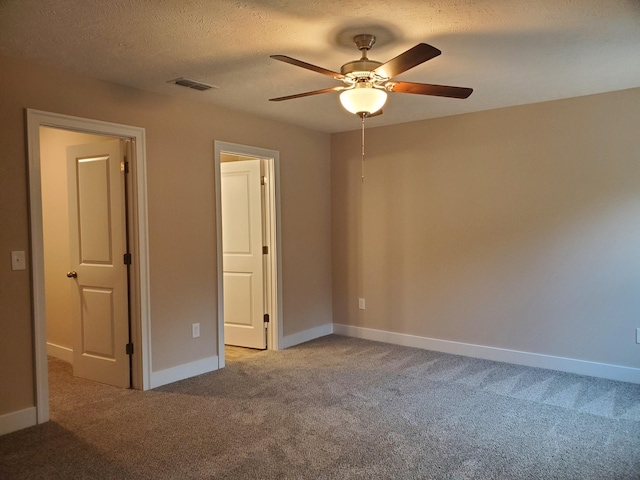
(221, 159, 266, 349)
(68, 139, 129, 388)
(223, 273, 254, 326)
(76, 156, 112, 263)
(222, 174, 253, 253)
(80, 287, 116, 359)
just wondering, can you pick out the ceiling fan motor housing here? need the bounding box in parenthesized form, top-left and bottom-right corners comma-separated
(340, 33, 388, 84)
(340, 59, 384, 77)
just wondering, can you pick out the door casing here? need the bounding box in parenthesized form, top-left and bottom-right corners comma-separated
(27, 109, 151, 424)
(214, 141, 283, 367)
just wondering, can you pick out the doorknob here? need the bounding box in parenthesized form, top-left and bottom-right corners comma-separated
(66, 271, 78, 278)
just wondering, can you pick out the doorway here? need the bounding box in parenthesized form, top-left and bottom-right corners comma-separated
(40, 129, 130, 388)
(27, 110, 151, 425)
(214, 142, 283, 367)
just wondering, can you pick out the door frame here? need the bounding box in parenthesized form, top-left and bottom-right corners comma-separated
(214, 141, 283, 367)
(26, 109, 152, 424)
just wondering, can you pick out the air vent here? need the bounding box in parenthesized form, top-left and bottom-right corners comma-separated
(168, 77, 218, 91)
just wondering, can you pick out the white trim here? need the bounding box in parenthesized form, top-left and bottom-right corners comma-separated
(214, 145, 225, 368)
(265, 157, 283, 352)
(46, 342, 73, 364)
(26, 109, 152, 427)
(333, 324, 640, 384)
(281, 323, 334, 349)
(26, 112, 49, 424)
(149, 356, 218, 389)
(130, 132, 152, 391)
(214, 141, 284, 365)
(0, 408, 37, 436)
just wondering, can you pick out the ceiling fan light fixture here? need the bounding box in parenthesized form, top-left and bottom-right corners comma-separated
(339, 85, 387, 116)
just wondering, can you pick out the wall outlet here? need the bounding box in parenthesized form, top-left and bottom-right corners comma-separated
(636, 328, 640, 344)
(358, 298, 365, 310)
(192, 323, 200, 338)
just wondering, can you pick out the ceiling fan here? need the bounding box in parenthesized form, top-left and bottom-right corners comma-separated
(269, 34, 473, 117)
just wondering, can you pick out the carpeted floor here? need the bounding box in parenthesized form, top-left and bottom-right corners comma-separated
(1, 335, 639, 479)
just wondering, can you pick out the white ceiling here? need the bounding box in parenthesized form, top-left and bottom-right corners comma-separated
(1, 0, 639, 133)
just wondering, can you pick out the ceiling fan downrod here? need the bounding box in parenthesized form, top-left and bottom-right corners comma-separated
(340, 35, 384, 77)
(354, 34, 376, 55)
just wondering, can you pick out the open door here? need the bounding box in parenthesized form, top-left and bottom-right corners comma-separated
(221, 159, 266, 349)
(67, 139, 130, 388)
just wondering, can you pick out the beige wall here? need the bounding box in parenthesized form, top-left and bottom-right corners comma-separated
(40, 128, 115, 354)
(332, 87, 640, 368)
(0, 54, 332, 415)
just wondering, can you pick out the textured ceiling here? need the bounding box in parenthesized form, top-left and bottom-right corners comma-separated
(1, 0, 639, 133)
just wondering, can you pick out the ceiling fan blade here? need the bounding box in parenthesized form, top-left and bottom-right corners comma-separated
(269, 86, 344, 102)
(374, 43, 441, 79)
(270, 55, 344, 79)
(388, 81, 473, 99)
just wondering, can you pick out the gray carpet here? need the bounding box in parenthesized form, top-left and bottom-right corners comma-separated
(1, 334, 639, 479)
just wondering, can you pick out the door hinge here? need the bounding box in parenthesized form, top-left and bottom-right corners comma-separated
(262, 246, 268, 255)
(120, 160, 129, 174)
(261, 175, 266, 186)
(124, 253, 132, 265)
(126, 343, 134, 355)
(264, 314, 270, 323)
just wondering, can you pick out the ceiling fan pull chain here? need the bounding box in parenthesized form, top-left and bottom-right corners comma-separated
(361, 114, 365, 183)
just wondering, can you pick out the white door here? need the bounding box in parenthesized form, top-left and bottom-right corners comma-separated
(67, 140, 130, 388)
(221, 159, 266, 349)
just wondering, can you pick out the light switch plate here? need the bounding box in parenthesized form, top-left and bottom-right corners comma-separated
(11, 251, 26, 271)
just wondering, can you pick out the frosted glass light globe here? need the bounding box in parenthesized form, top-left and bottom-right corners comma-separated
(339, 86, 387, 115)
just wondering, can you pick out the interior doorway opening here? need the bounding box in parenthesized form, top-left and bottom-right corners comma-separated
(27, 110, 151, 425)
(40, 128, 131, 388)
(214, 142, 283, 368)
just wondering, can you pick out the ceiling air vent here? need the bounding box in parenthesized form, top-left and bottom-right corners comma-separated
(168, 77, 218, 91)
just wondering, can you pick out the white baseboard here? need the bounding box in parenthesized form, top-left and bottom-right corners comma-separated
(333, 324, 640, 385)
(281, 323, 334, 349)
(47, 342, 73, 363)
(0, 407, 37, 436)
(149, 355, 218, 389)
